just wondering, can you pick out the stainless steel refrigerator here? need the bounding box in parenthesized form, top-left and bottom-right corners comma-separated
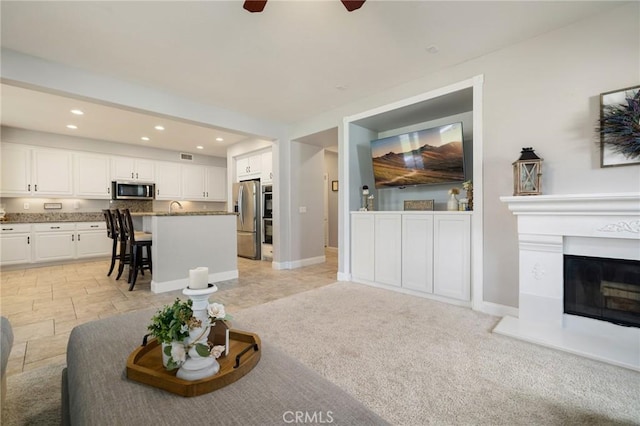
(232, 180, 261, 259)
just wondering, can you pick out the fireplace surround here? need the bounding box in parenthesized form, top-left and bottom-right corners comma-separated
(497, 193, 640, 371)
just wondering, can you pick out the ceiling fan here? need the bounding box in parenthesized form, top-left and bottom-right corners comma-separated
(243, 1, 366, 13)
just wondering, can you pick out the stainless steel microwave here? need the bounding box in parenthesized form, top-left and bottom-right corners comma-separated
(111, 181, 155, 200)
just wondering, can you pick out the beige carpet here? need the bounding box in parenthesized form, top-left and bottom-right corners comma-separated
(4, 281, 640, 425)
(232, 282, 640, 425)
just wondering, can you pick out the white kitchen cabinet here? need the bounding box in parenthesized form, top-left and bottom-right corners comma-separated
(75, 153, 111, 199)
(206, 166, 226, 201)
(433, 215, 471, 301)
(351, 211, 471, 303)
(261, 150, 273, 183)
(181, 165, 227, 201)
(181, 164, 207, 200)
(155, 161, 182, 200)
(33, 223, 76, 263)
(111, 157, 155, 181)
(350, 213, 375, 282)
(0, 144, 31, 196)
(402, 214, 434, 293)
(0, 144, 73, 197)
(0, 224, 32, 266)
(236, 153, 262, 181)
(374, 214, 402, 287)
(76, 222, 110, 258)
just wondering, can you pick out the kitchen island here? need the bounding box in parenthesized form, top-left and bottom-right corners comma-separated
(131, 211, 237, 293)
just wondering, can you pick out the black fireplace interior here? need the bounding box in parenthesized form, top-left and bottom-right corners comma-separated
(564, 255, 640, 328)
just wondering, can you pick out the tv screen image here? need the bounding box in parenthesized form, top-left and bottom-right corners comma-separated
(370, 122, 465, 188)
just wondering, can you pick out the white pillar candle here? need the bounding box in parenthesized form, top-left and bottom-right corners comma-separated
(189, 267, 209, 289)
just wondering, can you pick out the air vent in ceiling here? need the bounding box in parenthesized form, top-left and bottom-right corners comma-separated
(180, 153, 194, 161)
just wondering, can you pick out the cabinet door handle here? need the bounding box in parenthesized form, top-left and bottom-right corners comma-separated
(206, 192, 209, 197)
(51, 226, 60, 229)
(28, 184, 31, 191)
(72, 234, 75, 241)
(131, 172, 134, 178)
(2, 228, 13, 231)
(107, 187, 110, 194)
(78, 234, 81, 241)
(203, 192, 205, 197)
(136, 173, 139, 179)
(90, 225, 99, 228)
(27, 236, 30, 244)
(35, 184, 38, 191)
(157, 189, 160, 195)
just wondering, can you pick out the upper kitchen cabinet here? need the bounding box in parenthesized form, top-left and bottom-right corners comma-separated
(261, 150, 273, 184)
(75, 153, 111, 199)
(236, 153, 262, 181)
(181, 164, 227, 201)
(0, 143, 73, 197)
(111, 156, 155, 182)
(206, 166, 226, 201)
(155, 161, 182, 200)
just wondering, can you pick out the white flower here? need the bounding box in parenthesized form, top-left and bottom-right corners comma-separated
(180, 324, 189, 333)
(210, 345, 225, 359)
(170, 342, 187, 364)
(207, 303, 226, 319)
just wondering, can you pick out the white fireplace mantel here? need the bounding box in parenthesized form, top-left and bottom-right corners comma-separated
(495, 192, 640, 371)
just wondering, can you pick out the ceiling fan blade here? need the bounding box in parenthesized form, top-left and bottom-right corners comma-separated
(341, 0, 366, 12)
(243, 0, 267, 13)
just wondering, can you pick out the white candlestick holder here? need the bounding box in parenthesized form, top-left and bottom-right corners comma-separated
(176, 284, 220, 381)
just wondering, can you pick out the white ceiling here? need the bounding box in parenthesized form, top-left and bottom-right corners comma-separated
(0, 1, 623, 156)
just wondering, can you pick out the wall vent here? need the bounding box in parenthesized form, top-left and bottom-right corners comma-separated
(180, 153, 194, 161)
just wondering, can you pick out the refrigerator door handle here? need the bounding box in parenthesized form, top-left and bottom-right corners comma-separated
(238, 184, 244, 228)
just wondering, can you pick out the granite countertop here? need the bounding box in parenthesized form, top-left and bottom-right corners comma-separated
(2, 212, 104, 224)
(130, 211, 237, 216)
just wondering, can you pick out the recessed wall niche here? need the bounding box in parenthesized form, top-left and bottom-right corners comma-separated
(347, 87, 473, 212)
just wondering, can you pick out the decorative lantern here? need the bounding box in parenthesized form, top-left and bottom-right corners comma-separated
(512, 147, 543, 196)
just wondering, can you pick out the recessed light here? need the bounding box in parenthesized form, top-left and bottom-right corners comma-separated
(154, 125, 165, 131)
(141, 136, 150, 141)
(70, 109, 84, 115)
(66, 124, 78, 129)
(335, 85, 347, 91)
(196, 145, 204, 150)
(216, 137, 224, 142)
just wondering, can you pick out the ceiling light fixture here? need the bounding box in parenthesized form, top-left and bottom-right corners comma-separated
(216, 137, 224, 142)
(426, 45, 440, 54)
(196, 146, 204, 150)
(66, 124, 77, 129)
(70, 109, 84, 115)
(154, 125, 165, 131)
(141, 136, 150, 141)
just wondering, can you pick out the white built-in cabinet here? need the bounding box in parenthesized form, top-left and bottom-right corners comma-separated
(155, 161, 182, 200)
(0, 143, 228, 202)
(0, 224, 32, 265)
(181, 165, 227, 201)
(111, 157, 155, 181)
(351, 211, 470, 302)
(0, 222, 110, 266)
(236, 153, 262, 181)
(261, 151, 273, 183)
(0, 144, 73, 196)
(75, 153, 111, 199)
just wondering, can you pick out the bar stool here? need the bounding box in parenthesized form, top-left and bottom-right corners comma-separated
(122, 209, 152, 291)
(114, 209, 132, 282)
(102, 209, 118, 276)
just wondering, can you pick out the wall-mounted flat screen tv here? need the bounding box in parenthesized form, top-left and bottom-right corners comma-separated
(370, 122, 465, 189)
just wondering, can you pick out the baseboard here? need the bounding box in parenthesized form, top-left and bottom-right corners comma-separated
(325, 246, 338, 252)
(151, 270, 239, 294)
(479, 301, 519, 317)
(272, 255, 326, 270)
(336, 271, 351, 281)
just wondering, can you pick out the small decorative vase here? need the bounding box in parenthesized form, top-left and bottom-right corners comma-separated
(447, 194, 459, 211)
(466, 189, 474, 210)
(161, 342, 170, 368)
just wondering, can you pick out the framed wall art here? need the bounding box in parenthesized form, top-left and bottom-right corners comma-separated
(599, 85, 640, 167)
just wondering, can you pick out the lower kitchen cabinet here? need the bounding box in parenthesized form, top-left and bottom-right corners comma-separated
(0, 222, 110, 266)
(351, 211, 471, 302)
(0, 224, 32, 265)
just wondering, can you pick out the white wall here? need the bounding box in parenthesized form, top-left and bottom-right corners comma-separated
(290, 3, 640, 308)
(289, 141, 325, 263)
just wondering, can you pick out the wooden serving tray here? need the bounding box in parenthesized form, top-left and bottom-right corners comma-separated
(126, 329, 261, 397)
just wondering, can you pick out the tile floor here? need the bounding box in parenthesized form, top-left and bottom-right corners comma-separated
(0, 249, 338, 376)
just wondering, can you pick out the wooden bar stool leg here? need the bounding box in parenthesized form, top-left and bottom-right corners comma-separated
(107, 238, 117, 276)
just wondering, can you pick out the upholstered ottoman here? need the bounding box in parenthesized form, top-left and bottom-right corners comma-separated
(62, 309, 387, 425)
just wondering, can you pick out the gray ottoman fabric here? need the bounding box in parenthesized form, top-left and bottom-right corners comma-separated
(64, 309, 388, 425)
(1, 316, 14, 424)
